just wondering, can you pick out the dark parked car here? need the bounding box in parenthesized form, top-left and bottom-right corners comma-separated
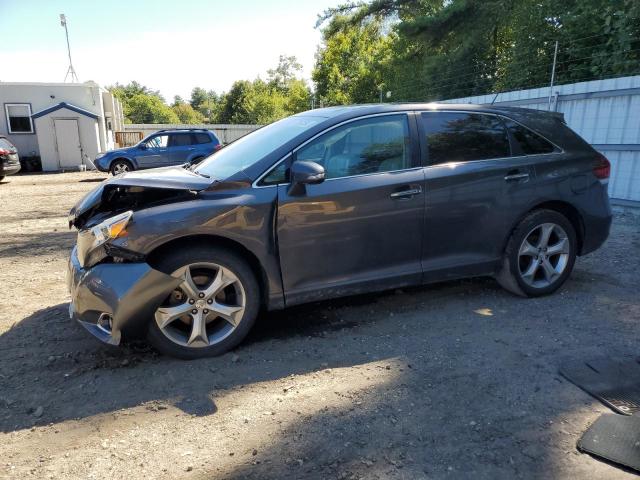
(0, 135, 21, 182)
(68, 104, 611, 359)
(95, 128, 222, 175)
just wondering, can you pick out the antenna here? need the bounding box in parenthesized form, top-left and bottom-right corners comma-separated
(60, 14, 79, 82)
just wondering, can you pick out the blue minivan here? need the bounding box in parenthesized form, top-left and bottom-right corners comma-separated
(95, 129, 222, 175)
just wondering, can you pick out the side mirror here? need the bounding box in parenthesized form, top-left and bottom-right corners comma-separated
(138, 143, 147, 150)
(288, 160, 325, 196)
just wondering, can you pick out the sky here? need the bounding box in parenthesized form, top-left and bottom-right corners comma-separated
(0, 0, 343, 101)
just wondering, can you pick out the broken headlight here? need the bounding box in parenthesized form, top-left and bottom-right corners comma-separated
(90, 210, 133, 247)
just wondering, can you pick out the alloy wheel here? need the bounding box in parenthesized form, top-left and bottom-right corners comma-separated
(155, 262, 246, 348)
(517, 222, 571, 288)
(113, 162, 130, 175)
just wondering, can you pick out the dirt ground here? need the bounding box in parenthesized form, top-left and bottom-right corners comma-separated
(0, 171, 639, 480)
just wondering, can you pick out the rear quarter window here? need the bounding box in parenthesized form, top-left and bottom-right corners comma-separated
(193, 133, 213, 144)
(504, 119, 556, 155)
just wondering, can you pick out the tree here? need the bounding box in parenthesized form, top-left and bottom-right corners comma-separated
(172, 103, 205, 124)
(190, 87, 219, 119)
(124, 94, 179, 124)
(313, 17, 392, 105)
(108, 81, 165, 103)
(267, 55, 304, 90)
(315, 0, 640, 102)
(215, 56, 312, 124)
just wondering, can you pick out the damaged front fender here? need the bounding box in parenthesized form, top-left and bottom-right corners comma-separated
(68, 247, 183, 345)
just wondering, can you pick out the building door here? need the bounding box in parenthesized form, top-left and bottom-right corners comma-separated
(54, 119, 82, 169)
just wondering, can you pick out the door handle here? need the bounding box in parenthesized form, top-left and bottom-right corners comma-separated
(504, 172, 530, 181)
(390, 187, 422, 199)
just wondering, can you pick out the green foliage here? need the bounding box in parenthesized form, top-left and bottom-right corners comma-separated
(172, 103, 205, 124)
(190, 87, 219, 119)
(107, 82, 177, 124)
(108, 56, 312, 126)
(122, 94, 179, 124)
(215, 56, 312, 124)
(315, 0, 640, 102)
(313, 17, 392, 105)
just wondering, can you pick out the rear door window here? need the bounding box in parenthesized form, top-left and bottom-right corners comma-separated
(504, 119, 556, 155)
(421, 112, 510, 164)
(170, 133, 192, 147)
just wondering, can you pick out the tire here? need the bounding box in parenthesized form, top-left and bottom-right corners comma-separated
(147, 245, 260, 359)
(0, 176, 4, 182)
(110, 159, 133, 176)
(496, 209, 577, 297)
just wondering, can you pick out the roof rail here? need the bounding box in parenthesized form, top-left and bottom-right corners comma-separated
(155, 128, 210, 133)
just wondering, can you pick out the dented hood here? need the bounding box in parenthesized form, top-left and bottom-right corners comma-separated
(69, 166, 213, 229)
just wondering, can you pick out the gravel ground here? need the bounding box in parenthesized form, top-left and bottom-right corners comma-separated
(0, 171, 639, 480)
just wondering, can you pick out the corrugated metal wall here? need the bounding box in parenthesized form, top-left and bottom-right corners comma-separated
(442, 75, 640, 203)
(123, 123, 261, 145)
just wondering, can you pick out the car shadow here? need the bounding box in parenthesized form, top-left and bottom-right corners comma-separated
(0, 276, 491, 433)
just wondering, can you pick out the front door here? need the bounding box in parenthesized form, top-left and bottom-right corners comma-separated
(276, 113, 425, 305)
(137, 133, 169, 168)
(54, 119, 82, 169)
(418, 111, 538, 281)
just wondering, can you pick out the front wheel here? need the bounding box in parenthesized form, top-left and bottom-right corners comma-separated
(110, 159, 133, 175)
(497, 209, 577, 297)
(147, 246, 260, 359)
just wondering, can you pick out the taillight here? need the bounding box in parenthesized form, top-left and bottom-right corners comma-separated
(214, 144, 223, 151)
(593, 153, 610, 180)
(0, 149, 10, 156)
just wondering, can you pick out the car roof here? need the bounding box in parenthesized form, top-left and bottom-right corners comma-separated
(296, 102, 563, 123)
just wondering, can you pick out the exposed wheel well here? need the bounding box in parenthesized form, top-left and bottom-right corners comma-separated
(505, 201, 585, 255)
(146, 235, 269, 308)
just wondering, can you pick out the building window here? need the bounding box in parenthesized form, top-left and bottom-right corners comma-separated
(5, 104, 34, 133)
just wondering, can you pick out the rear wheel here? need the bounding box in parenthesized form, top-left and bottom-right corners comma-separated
(110, 159, 133, 175)
(147, 246, 260, 359)
(497, 209, 577, 297)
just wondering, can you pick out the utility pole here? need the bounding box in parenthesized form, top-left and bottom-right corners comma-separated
(548, 40, 559, 110)
(60, 14, 79, 83)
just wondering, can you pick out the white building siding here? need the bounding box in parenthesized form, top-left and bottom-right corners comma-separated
(442, 75, 640, 203)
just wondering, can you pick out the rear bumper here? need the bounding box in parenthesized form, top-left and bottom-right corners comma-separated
(0, 163, 21, 176)
(67, 246, 183, 345)
(579, 186, 613, 256)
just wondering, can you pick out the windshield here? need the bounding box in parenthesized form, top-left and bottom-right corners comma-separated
(194, 115, 324, 180)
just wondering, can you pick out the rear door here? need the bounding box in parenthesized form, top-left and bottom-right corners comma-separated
(192, 132, 217, 157)
(168, 133, 194, 165)
(275, 113, 425, 305)
(419, 111, 539, 280)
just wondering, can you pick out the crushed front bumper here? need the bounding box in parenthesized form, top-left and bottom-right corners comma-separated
(67, 246, 183, 345)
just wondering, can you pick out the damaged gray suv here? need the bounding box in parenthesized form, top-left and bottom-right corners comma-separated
(68, 104, 612, 359)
